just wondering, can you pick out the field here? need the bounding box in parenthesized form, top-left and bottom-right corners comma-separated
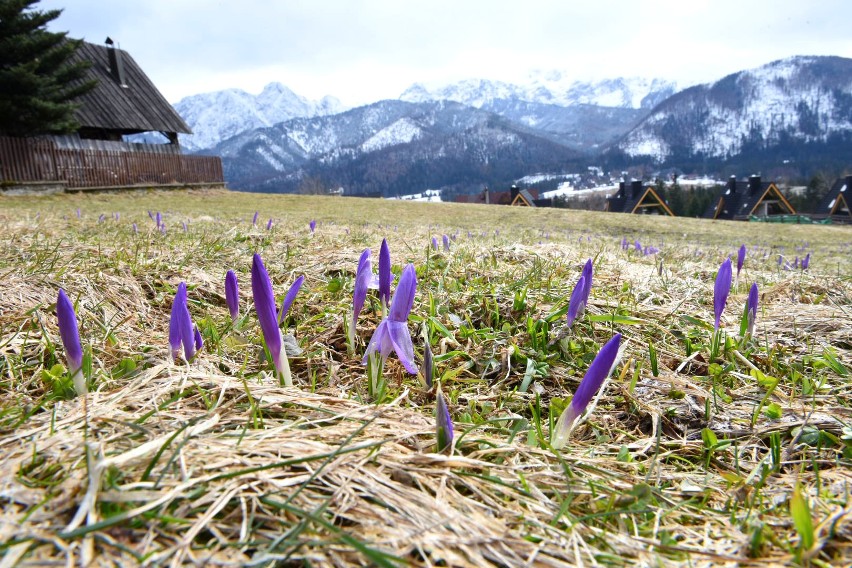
(1, 188, 850, 567)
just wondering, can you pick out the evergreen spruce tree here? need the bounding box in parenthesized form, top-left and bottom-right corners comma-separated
(0, 0, 96, 137)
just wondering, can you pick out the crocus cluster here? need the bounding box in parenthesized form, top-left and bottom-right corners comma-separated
(567, 259, 593, 327)
(169, 282, 201, 362)
(551, 333, 622, 450)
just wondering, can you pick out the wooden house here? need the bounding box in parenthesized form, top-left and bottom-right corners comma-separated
(0, 40, 223, 192)
(455, 185, 551, 207)
(816, 175, 851, 221)
(604, 180, 674, 215)
(703, 175, 795, 220)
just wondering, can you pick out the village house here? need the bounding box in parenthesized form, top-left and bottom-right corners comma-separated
(0, 39, 223, 193)
(703, 175, 795, 220)
(604, 180, 675, 215)
(816, 175, 851, 222)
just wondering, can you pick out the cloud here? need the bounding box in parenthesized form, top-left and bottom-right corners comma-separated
(40, 0, 852, 105)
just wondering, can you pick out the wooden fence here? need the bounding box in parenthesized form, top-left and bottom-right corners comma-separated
(0, 136, 223, 189)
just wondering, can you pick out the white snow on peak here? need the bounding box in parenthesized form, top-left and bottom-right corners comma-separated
(360, 118, 422, 152)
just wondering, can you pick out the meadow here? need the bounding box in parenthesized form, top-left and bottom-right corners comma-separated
(0, 188, 850, 566)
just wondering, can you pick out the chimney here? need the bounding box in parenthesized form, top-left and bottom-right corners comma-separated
(631, 180, 642, 199)
(728, 175, 737, 194)
(510, 184, 520, 201)
(748, 175, 762, 195)
(484, 186, 490, 205)
(618, 181, 625, 196)
(105, 37, 127, 87)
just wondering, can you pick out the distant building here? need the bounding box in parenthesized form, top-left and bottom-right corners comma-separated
(703, 175, 795, 220)
(817, 175, 851, 221)
(604, 180, 675, 215)
(455, 185, 551, 207)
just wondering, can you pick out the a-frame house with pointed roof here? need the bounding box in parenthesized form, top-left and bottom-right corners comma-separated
(704, 175, 795, 220)
(604, 180, 675, 215)
(817, 175, 851, 222)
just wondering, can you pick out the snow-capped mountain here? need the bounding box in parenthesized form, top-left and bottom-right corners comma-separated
(211, 100, 579, 195)
(616, 56, 852, 161)
(400, 74, 676, 110)
(174, 82, 344, 151)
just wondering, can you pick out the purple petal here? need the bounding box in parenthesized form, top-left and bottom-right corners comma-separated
(566, 274, 587, 327)
(389, 264, 417, 323)
(57, 289, 83, 372)
(252, 211, 259, 225)
(353, 248, 372, 320)
(387, 320, 417, 373)
(580, 259, 593, 305)
(194, 325, 203, 351)
(309, 220, 316, 233)
(442, 234, 450, 251)
(278, 275, 304, 323)
(362, 319, 390, 364)
(379, 238, 391, 307)
(252, 254, 282, 368)
(714, 258, 733, 330)
(225, 270, 239, 321)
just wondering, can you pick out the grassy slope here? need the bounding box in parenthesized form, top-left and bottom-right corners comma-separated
(0, 189, 850, 566)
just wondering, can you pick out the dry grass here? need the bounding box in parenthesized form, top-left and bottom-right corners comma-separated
(1, 189, 851, 567)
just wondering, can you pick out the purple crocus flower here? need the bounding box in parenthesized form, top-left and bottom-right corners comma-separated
(155, 211, 162, 229)
(182, 221, 188, 232)
(442, 234, 450, 251)
(266, 218, 273, 230)
(76, 208, 82, 219)
(747, 282, 759, 337)
(309, 220, 316, 233)
(714, 258, 733, 331)
(252, 254, 292, 386)
(362, 263, 418, 373)
(634, 240, 642, 252)
(379, 238, 391, 310)
(551, 333, 622, 449)
(802, 253, 810, 270)
(566, 259, 593, 327)
(431, 236, 438, 250)
(436, 388, 453, 453)
(353, 248, 372, 321)
(57, 289, 85, 395)
(169, 282, 196, 361)
(132, 222, 138, 234)
(277, 275, 304, 324)
(147, 210, 154, 222)
(225, 270, 239, 322)
(350, 248, 373, 349)
(736, 244, 746, 280)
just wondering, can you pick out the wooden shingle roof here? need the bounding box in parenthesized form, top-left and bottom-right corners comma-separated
(67, 41, 191, 135)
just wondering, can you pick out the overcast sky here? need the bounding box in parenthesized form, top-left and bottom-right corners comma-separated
(39, 0, 852, 106)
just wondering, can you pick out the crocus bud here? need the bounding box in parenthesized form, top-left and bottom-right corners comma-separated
(252, 253, 289, 385)
(551, 333, 622, 449)
(736, 244, 746, 279)
(714, 258, 733, 331)
(747, 283, 758, 337)
(379, 238, 391, 309)
(57, 289, 85, 395)
(436, 388, 453, 453)
(278, 275, 305, 324)
(225, 270, 239, 322)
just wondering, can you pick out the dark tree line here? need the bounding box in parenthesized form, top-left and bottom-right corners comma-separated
(0, 0, 95, 137)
